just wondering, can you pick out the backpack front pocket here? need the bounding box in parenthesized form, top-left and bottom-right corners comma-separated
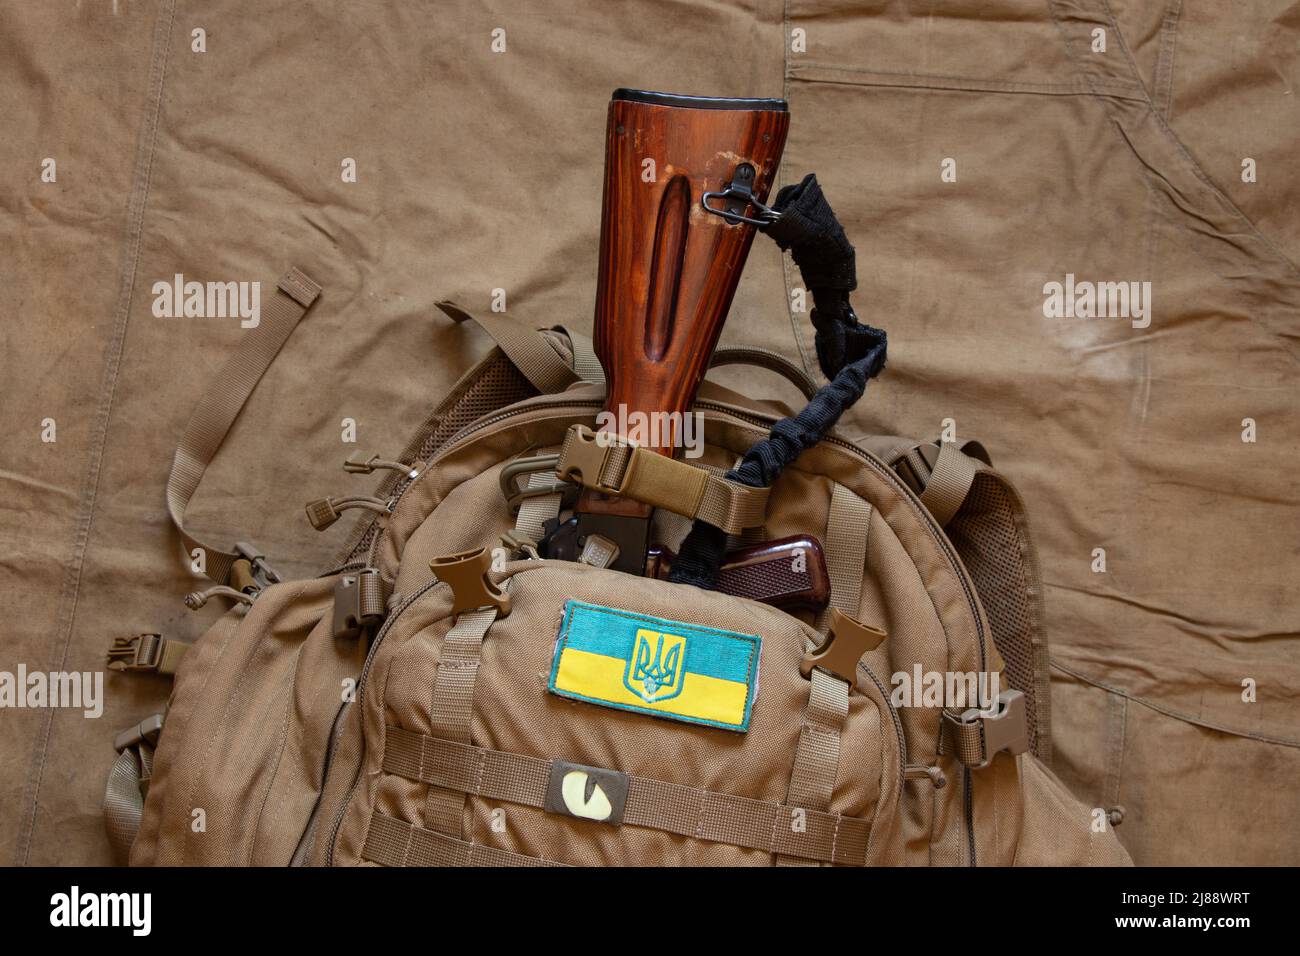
(333, 559, 903, 866)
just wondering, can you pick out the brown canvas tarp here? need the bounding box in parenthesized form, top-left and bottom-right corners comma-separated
(1, 0, 1296, 865)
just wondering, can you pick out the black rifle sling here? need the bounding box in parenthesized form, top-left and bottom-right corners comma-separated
(669, 175, 888, 590)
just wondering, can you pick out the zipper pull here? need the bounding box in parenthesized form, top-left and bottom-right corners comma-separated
(344, 451, 419, 479)
(306, 495, 392, 531)
(904, 764, 948, 789)
(184, 585, 255, 610)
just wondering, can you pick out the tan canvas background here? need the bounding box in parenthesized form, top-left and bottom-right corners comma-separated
(1, 0, 1295, 865)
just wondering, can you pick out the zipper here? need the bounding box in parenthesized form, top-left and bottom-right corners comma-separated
(356, 393, 992, 673)
(289, 694, 353, 866)
(322, 575, 445, 864)
(325, 395, 989, 865)
(965, 767, 976, 866)
(349, 391, 991, 676)
(857, 660, 908, 804)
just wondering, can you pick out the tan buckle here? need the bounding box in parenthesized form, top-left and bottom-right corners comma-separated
(499, 454, 578, 513)
(229, 558, 259, 595)
(556, 426, 629, 494)
(106, 634, 164, 673)
(332, 568, 386, 640)
(234, 541, 281, 586)
(952, 689, 1029, 770)
(499, 529, 540, 559)
(799, 608, 887, 682)
(113, 713, 164, 753)
(430, 548, 511, 618)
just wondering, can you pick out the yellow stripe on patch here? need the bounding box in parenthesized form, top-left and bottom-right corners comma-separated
(553, 647, 752, 728)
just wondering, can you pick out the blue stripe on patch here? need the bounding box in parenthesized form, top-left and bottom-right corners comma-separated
(557, 600, 757, 684)
(547, 599, 762, 732)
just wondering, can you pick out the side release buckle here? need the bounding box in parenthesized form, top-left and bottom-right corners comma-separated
(800, 608, 887, 682)
(499, 454, 578, 513)
(555, 426, 631, 495)
(106, 633, 189, 676)
(234, 541, 282, 588)
(430, 548, 511, 618)
(943, 689, 1029, 770)
(107, 633, 165, 674)
(113, 713, 164, 754)
(332, 568, 386, 640)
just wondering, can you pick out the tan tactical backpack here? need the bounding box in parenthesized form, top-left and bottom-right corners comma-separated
(104, 260, 1130, 867)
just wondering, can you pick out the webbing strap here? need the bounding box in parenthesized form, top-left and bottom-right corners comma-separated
(560, 327, 606, 385)
(556, 425, 770, 535)
(778, 667, 851, 866)
(512, 473, 563, 548)
(817, 482, 871, 633)
(383, 727, 871, 865)
(102, 713, 164, 865)
(436, 301, 580, 394)
(940, 713, 988, 767)
(165, 267, 321, 586)
(423, 601, 501, 834)
(103, 745, 151, 864)
(782, 485, 864, 865)
(895, 438, 990, 528)
(364, 812, 566, 867)
(918, 442, 981, 527)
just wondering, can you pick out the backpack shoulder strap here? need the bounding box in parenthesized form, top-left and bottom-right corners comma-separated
(879, 435, 1053, 763)
(167, 266, 322, 588)
(892, 438, 991, 528)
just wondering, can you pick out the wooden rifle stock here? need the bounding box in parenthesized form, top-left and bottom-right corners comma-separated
(546, 90, 788, 573)
(594, 90, 789, 456)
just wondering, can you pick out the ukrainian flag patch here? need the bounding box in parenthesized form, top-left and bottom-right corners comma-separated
(548, 600, 761, 732)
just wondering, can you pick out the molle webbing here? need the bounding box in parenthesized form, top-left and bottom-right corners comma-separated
(778, 667, 851, 866)
(365, 812, 567, 867)
(820, 482, 871, 628)
(379, 726, 873, 865)
(423, 603, 501, 835)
